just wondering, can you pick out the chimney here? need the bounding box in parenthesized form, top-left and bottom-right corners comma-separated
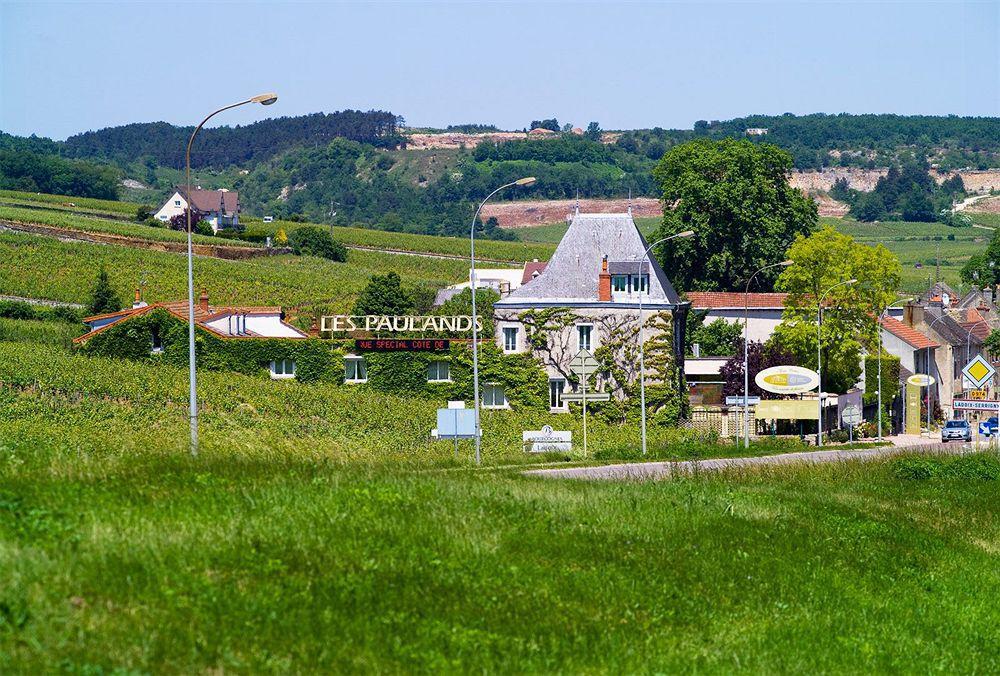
(987, 286, 995, 306)
(132, 288, 147, 309)
(904, 302, 924, 328)
(199, 289, 209, 313)
(598, 256, 612, 302)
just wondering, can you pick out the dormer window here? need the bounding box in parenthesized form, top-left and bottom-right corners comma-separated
(612, 275, 628, 292)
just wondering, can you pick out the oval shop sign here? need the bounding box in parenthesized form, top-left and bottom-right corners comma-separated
(755, 365, 820, 394)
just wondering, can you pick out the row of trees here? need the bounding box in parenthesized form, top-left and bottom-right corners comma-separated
(832, 161, 966, 223)
(0, 149, 119, 199)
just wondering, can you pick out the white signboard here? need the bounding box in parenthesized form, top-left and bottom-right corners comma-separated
(726, 395, 761, 406)
(755, 366, 819, 394)
(523, 425, 572, 453)
(954, 399, 1000, 411)
(907, 374, 935, 388)
(962, 355, 996, 389)
(561, 392, 611, 403)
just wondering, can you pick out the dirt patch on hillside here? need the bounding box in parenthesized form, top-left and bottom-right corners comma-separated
(406, 132, 526, 150)
(482, 198, 662, 228)
(965, 196, 1000, 214)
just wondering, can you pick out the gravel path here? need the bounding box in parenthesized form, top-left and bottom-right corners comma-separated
(523, 441, 982, 481)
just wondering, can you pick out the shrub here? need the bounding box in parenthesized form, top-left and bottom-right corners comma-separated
(288, 226, 347, 262)
(88, 267, 122, 315)
(0, 300, 37, 320)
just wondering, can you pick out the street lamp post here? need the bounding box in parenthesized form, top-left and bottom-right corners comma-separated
(742, 260, 793, 449)
(185, 93, 277, 456)
(817, 278, 857, 446)
(471, 177, 536, 465)
(636, 230, 694, 455)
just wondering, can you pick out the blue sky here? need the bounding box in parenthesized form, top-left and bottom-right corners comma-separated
(1, 1, 998, 140)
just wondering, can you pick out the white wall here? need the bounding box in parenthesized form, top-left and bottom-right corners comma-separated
(204, 313, 305, 338)
(154, 192, 186, 222)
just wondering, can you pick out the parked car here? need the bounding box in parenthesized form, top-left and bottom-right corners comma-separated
(981, 417, 999, 437)
(942, 419, 972, 443)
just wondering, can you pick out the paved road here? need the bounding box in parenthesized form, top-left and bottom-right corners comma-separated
(523, 442, 980, 481)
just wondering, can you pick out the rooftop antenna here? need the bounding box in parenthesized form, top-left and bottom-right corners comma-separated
(627, 187, 632, 216)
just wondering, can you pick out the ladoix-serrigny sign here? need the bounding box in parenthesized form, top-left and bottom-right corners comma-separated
(321, 315, 482, 334)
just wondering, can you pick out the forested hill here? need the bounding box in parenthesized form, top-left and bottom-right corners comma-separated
(60, 110, 404, 170)
(618, 113, 1000, 170)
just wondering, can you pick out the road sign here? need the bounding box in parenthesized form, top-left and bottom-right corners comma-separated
(969, 389, 989, 400)
(569, 349, 600, 376)
(841, 404, 862, 426)
(907, 374, 935, 388)
(523, 424, 572, 453)
(981, 422, 993, 436)
(963, 355, 996, 389)
(726, 395, 761, 406)
(755, 365, 819, 394)
(954, 399, 1000, 411)
(561, 392, 611, 403)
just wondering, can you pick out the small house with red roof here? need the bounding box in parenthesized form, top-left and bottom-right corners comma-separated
(154, 187, 241, 232)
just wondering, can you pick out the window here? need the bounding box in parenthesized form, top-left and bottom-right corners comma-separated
(549, 379, 566, 410)
(344, 355, 367, 383)
(150, 327, 163, 354)
(270, 358, 296, 380)
(174, 200, 181, 207)
(612, 275, 628, 293)
(578, 324, 593, 352)
(483, 384, 508, 409)
(630, 275, 649, 293)
(427, 360, 451, 382)
(503, 326, 518, 352)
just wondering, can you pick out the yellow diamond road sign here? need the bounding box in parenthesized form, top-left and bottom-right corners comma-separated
(963, 355, 996, 389)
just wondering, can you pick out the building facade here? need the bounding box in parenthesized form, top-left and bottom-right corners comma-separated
(154, 188, 241, 232)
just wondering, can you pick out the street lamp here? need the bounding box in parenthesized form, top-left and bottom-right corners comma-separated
(817, 278, 857, 446)
(876, 298, 912, 442)
(742, 260, 793, 449)
(471, 176, 535, 465)
(636, 230, 694, 455)
(184, 93, 277, 456)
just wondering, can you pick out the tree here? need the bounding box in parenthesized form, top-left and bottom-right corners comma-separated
(274, 228, 288, 246)
(771, 226, 901, 394)
(651, 139, 817, 292)
(585, 122, 602, 141)
(720, 339, 798, 398)
(288, 225, 347, 261)
(688, 317, 742, 356)
(961, 230, 1000, 286)
(352, 272, 414, 316)
(167, 210, 210, 233)
(88, 266, 122, 315)
(529, 118, 560, 132)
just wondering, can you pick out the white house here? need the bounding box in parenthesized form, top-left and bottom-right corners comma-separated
(75, 290, 307, 379)
(153, 188, 240, 232)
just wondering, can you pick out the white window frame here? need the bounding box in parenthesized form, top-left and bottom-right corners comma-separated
(269, 358, 296, 380)
(427, 360, 451, 383)
(611, 275, 628, 293)
(174, 200, 181, 207)
(344, 355, 367, 383)
(630, 274, 649, 294)
(549, 378, 567, 411)
(482, 383, 509, 409)
(577, 324, 594, 352)
(503, 326, 519, 353)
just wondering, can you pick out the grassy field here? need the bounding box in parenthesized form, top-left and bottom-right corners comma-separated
(3, 336, 1000, 671)
(0, 231, 468, 310)
(0, 189, 143, 216)
(515, 217, 659, 244)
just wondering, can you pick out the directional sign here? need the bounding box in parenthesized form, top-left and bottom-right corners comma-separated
(963, 355, 996, 389)
(561, 392, 611, 403)
(841, 404, 862, 426)
(954, 399, 1000, 411)
(726, 395, 761, 406)
(981, 422, 993, 436)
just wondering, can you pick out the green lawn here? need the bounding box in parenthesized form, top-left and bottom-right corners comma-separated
(3, 338, 1000, 671)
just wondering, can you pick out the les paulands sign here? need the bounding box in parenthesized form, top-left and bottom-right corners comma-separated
(321, 315, 482, 334)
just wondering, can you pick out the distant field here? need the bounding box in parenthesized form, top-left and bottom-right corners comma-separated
(0, 189, 142, 216)
(0, 231, 467, 310)
(516, 216, 659, 243)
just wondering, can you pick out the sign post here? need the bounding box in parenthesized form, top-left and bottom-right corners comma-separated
(568, 349, 602, 456)
(841, 404, 862, 443)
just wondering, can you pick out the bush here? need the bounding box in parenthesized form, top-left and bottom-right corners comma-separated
(0, 300, 37, 320)
(194, 220, 214, 237)
(288, 226, 347, 262)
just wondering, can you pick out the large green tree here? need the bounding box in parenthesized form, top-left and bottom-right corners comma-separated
(651, 139, 817, 292)
(772, 226, 901, 393)
(961, 229, 1000, 287)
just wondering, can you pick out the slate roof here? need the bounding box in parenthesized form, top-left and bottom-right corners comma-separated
(923, 307, 982, 347)
(496, 213, 681, 307)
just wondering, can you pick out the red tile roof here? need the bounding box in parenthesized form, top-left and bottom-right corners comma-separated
(880, 316, 940, 350)
(521, 261, 547, 285)
(176, 188, 238, 215)
(687, 291, 789, 309)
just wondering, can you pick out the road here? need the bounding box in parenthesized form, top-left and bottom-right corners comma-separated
(523, 440, 983, 481)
